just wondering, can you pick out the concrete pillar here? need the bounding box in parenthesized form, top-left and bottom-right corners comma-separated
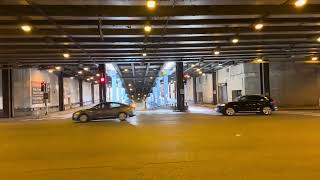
(91, 83, 95, 104)
(79, 79, 83, 107)
(2, 69, 14, 118)
(260, 63, 271, 96)
(193, 77, 197, 104)
(111, 75, 117, 102)
(156, 79, 161, 105)
(164, 75, 169, 105)
(176, 62, 185, 111)
(58, 72, 64, 111)
(212, 72, 218, 105)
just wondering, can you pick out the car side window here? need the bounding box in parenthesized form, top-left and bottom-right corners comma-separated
(101, 103, 110, 109)
(92, 104, 102, 109)
(110, 103, 121, 108)
(239, 96, 248, 102)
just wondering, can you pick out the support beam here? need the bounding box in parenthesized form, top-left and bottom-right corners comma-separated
(2, 69, 14, 118)
(176, 62, 186, 111)
(58, 72, 64, 111)
(79, 79, 83, 107)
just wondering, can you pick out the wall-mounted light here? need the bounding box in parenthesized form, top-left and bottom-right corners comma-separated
(311, 56, 318, 61)
(317, 37, 320, 42)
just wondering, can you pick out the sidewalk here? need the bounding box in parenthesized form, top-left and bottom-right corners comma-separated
(0, 105, 93, 122)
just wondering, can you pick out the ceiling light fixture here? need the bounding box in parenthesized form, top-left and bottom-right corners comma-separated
(83, 67, 89, 71)
(124, 68, 128, 72)
(317, 37, 320, 42)
(191, 64, 196, 67)
(144, 25, 152, 33)
(78, 71, 83, 74)
(55, 66, 61, 70)
(48, 69, 54, 73)
(254, 23, 264, 30)
(214, 50, 220, 55)
(311, 56, 318, 61)
(96, 73, 100, 77)
(70, 77, 74, 79)
(21, 24, 32, 32)
(295, 0, 307, 7)
(147, 0, 156, 9)
(128, 83, 132, 87)
(142, 53, 147, 57)
(90, 76, 94, 80)
(63, 53, 70, 58)
(232, 38, 239, 44)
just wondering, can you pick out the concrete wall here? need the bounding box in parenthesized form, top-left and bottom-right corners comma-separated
(270, 62, 320, 106)
(83, 82, 92, 105)
(63, 78, 80, 107)
(217, 64, 245, 102)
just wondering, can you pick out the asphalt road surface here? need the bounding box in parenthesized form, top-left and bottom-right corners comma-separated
(1, 109, 320, 179)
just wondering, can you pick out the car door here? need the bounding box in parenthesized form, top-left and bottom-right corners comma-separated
(98, 103, 115, 118)
(247, 96, 263, 111)
(109, 103, 122, 117)
(237, 96, 251, 111)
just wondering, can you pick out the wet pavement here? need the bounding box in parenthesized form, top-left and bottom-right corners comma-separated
(1, 107, 320, 179)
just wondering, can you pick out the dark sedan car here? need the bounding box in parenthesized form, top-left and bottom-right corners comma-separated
(72, 102, 135, 122)
(215, 95, 278, 116)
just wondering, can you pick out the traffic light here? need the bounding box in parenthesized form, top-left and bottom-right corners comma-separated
(41, 82, 46, 92)
(99, 73, 106, 84)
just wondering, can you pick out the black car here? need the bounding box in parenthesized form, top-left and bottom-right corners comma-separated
(215, 95, 278, 116)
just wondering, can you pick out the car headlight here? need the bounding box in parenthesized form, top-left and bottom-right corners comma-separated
(218, 104, 226, 106)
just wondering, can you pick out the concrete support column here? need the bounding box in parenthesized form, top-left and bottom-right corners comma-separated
(193, 77, 197, 104)
(99, 64, 106, 103)
(260, 63, 271, 96)
(2, 69, 14, 118)
(212, 72, 218, 105)
(164, 75, 169, 105)
(79, 79, 83, 107)
(91, 83, 95, 104)
(156, 79, 161, 105)
(176, 62, 185, 111)
(111, 76, 117, 102)
(58, 72, 64, 111)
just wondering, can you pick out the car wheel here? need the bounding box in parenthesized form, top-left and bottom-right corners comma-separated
(118, 112, 127, 121)
(262, 106, 272, 115)
(78, 114, 89, 122)
(224, 107, 236, 116)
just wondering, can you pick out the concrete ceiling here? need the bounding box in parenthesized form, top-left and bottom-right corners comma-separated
(0, 0, 320, 94)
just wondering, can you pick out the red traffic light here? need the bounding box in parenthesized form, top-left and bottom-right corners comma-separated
(100, 77, 105, 82)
